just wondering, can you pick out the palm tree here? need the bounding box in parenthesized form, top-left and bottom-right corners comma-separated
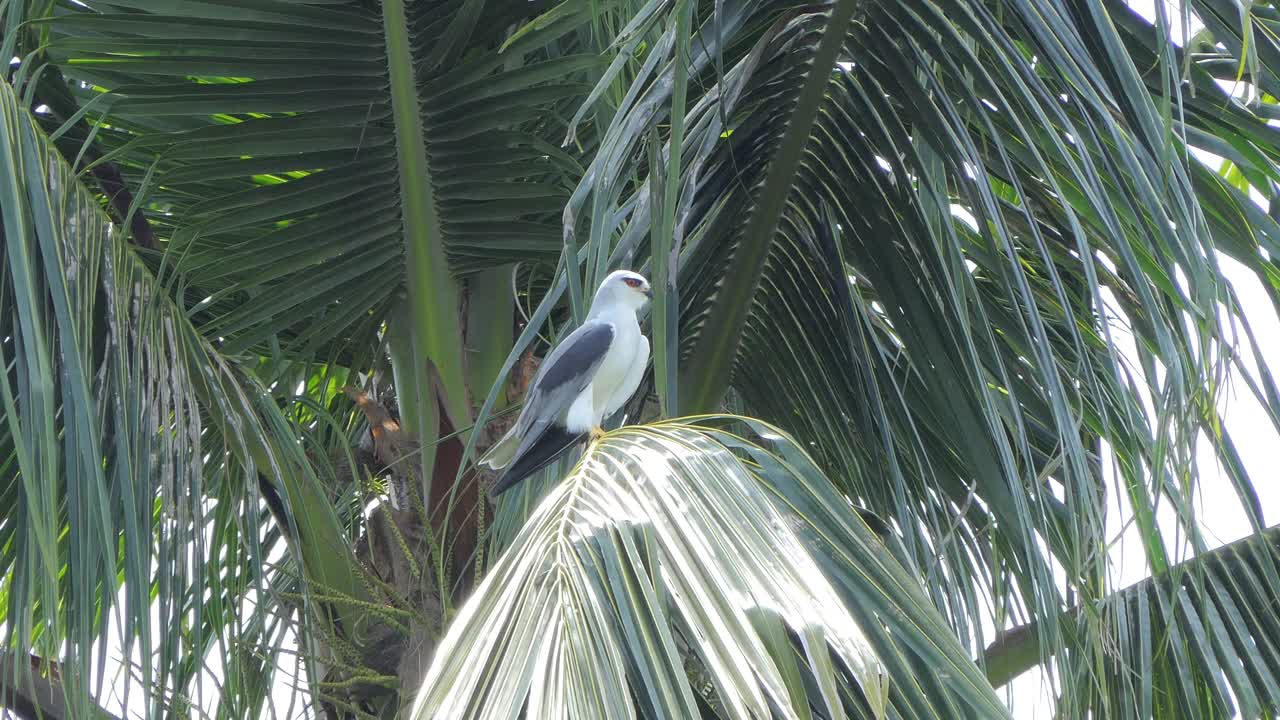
(1, 0, 1279, 715)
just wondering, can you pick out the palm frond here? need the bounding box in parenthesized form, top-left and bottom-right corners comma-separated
(0, 76, 361, 718)
(986, 524, 1280, 717)
(5, 0, 1279, 715)
(414, 417, 1008, 719)
(34, 0, 594, 363)
(552, 0, 1280, 714)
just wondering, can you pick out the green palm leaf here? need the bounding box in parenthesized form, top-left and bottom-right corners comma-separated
(36, 0, 591, 364)
(0, 76, 364, 718)
(556, 0, 1280, 715)
(414, 417, 1008, 719)
(986, 524, 1280, 717)
(2, 0, 1279, 716)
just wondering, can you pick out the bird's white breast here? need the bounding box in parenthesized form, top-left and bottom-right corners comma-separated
(564, 309, 645, 433)
(592, 317, 640, 407)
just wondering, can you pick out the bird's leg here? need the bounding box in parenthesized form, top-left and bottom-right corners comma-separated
(589, 426, 606, 443)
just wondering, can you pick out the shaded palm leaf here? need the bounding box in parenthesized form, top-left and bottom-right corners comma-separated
(0, 77, 365, 718)
(36, 0, 594, 362)
(551, 0, 1280, 715)
(987, 524, 1280, 718)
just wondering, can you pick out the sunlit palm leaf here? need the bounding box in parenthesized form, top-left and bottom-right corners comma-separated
(414, 417, 1009, 720)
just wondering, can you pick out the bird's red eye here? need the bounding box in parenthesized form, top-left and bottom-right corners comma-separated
(623, 277, 642, 288)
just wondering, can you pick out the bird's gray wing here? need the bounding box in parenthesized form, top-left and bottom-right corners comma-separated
(512, 320, 615, 442)
(488, 321, 615, 493)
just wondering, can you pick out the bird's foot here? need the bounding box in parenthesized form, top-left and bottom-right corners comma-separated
(589, 426, 606, 443)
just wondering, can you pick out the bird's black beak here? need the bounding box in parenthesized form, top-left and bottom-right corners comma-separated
(644, 287, 654, 300)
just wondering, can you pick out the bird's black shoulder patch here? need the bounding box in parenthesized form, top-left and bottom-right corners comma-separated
(538, 322, 614, 390)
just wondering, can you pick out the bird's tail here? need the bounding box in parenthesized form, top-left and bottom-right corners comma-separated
(490, 427, 583, 496)
(479, 426, 520, 469)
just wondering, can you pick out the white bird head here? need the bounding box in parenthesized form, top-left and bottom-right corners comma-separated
(593, 270, 652, 312)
